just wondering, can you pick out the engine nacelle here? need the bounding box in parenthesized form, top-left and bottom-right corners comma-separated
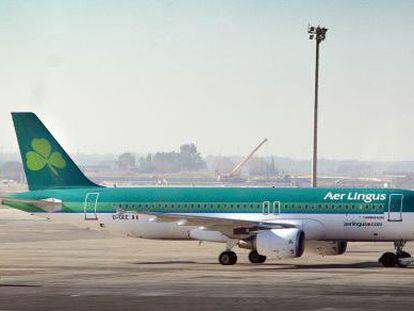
(255, 228, 305, 259)
(305, 241, 348, 256)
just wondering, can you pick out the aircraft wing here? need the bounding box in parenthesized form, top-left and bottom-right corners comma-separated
(133, 211, 297, 236)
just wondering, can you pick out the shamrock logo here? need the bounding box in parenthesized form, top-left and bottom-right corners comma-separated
(25, 138, 66, 176)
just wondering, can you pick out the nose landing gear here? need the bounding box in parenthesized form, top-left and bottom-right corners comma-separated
(378, 241, 412, 268)
(378, 252, 398, 267)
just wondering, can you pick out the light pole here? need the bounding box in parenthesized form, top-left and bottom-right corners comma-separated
(308, 25, 328, 188)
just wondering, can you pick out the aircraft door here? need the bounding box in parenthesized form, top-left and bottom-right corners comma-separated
(388, 194, 403, 222)
(84, 192, 99, 220)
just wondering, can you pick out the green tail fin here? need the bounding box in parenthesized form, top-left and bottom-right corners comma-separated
(12, 112, 100, 190)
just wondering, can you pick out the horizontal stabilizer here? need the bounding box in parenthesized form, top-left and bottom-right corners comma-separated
(1, 197, 63, 213)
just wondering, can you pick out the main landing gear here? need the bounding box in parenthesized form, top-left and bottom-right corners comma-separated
(218, 238, 268, 265)
(248, 250, 267, 264)
(218, 250, 267, 265)
(219, 251, 238, 265)
(218, 240, 266, 265)
(379, 241, 412, 268)
(219, 239, 238, 265)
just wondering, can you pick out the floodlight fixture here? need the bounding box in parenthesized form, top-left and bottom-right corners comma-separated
(308, 25, 328, 43)
(307, 24, 328, 188)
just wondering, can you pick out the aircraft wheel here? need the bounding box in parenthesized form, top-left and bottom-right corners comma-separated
(397, 251, 411, 268)
(379, 252, 397, 267)
(248, 250, 267, 264)
(219, 251, 237, 265)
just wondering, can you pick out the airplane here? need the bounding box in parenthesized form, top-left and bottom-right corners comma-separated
(2, 112, 414, 267)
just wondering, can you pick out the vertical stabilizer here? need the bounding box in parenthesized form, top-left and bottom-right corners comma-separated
(12, 112, 100, 190)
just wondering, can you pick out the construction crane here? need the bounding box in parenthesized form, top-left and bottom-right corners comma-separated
(217, 138, 268, 181)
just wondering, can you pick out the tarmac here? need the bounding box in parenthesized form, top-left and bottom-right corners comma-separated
(1, 207, 414, 311)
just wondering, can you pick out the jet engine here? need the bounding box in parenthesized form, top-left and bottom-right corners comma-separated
(305, 241, 348, 256)
(254, 228, 305, 259)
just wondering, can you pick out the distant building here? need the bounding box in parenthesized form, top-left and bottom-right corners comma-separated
(117, 153, 136, 170)
(0, 161, 25, 183)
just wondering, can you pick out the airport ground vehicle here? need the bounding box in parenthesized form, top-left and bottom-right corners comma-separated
(3, 112, 414, 267)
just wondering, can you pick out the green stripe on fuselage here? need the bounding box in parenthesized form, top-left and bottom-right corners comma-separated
(5, 187, 414, 215)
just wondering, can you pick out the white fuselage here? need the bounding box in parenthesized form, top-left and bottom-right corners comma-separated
(41, 211, 414, 243)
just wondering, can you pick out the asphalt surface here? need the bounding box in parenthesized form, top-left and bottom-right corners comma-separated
(1, 207, 414, 311)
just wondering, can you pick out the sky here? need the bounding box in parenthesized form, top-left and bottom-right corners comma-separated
(1, 0, 414, 161)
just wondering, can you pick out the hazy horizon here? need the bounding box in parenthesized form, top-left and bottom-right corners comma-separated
(1, 1, 414, 161)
